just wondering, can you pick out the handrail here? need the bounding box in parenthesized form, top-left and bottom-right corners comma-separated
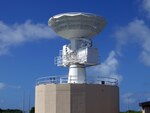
(36, 76, 118, 86)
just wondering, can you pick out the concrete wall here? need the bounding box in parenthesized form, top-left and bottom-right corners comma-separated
(35, 84, 119, 113)
(142, 107, 150, 113)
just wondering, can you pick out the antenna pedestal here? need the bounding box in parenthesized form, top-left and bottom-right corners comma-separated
(68, 65, 86, 83)
(49, 12, 106, 84)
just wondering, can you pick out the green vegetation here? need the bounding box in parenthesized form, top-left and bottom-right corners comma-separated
(30, 107, 34, 113)
(0, 107, 35, 113)
(120, 110, 141, 113)
(0, 109, 22, 113)
(0, 108, 141, 113)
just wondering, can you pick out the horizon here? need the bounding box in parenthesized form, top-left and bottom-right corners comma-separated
(0, 0, 150, 111)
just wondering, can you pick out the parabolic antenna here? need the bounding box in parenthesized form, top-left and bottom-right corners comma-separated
(48, 12, 106, 39)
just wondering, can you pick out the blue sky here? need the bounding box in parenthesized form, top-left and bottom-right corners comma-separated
(0, 0, 150, 111)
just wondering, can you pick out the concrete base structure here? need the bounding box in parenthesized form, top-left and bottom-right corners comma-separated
(35, 84, 119, 113)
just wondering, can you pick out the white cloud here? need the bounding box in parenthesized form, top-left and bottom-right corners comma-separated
(87, 50, 122, 83)
(143, 93, 150, 101)
(122, 92, 150, 105)
(0, 20, 56, 55)
(141, 0, 150, 18)
(0, 82, 21, 90)
(0, 83, 6, 90)
(147, 97, 150, 101)
(122, 92, 136, 104)
(7, 85, 21, 89)
(140, 51, 150, 66)
(114, 19, 150, 66)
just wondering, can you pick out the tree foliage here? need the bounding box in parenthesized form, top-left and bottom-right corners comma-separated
(120, 110, 141, 113)
(30, 107, 35, 113)
(0, 109, 22, 113)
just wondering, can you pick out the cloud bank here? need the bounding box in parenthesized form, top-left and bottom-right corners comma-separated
(114, 19, 150, 66)
(122, 92, 150, 105)
(0, 20, 56, 55)
(141, 0, 150, 18)
(0, 83, 6, 90)
(89, 0, 150, 83)
(113, 0, 150, 66)
(122, 92, 137, 104)
(0, 82, 21, 90)
(88, 51, 122, 83)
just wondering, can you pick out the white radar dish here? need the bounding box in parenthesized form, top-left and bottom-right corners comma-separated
(48, 12, 106, 40)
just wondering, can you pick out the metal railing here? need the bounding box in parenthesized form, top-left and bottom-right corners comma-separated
(36, 76, 118, 86)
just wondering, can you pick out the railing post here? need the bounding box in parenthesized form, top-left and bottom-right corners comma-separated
(36, 76, 118, 86)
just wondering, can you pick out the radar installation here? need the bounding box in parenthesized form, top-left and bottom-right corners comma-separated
(35, 12, 119, 113)
(48, 13, 106, 83)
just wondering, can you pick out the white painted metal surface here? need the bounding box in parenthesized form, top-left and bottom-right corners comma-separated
(49, 12, 106, 83)
(48, 12, 106, 40)
(55, 46, 99, 66)
(68, 65, 86, 83)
